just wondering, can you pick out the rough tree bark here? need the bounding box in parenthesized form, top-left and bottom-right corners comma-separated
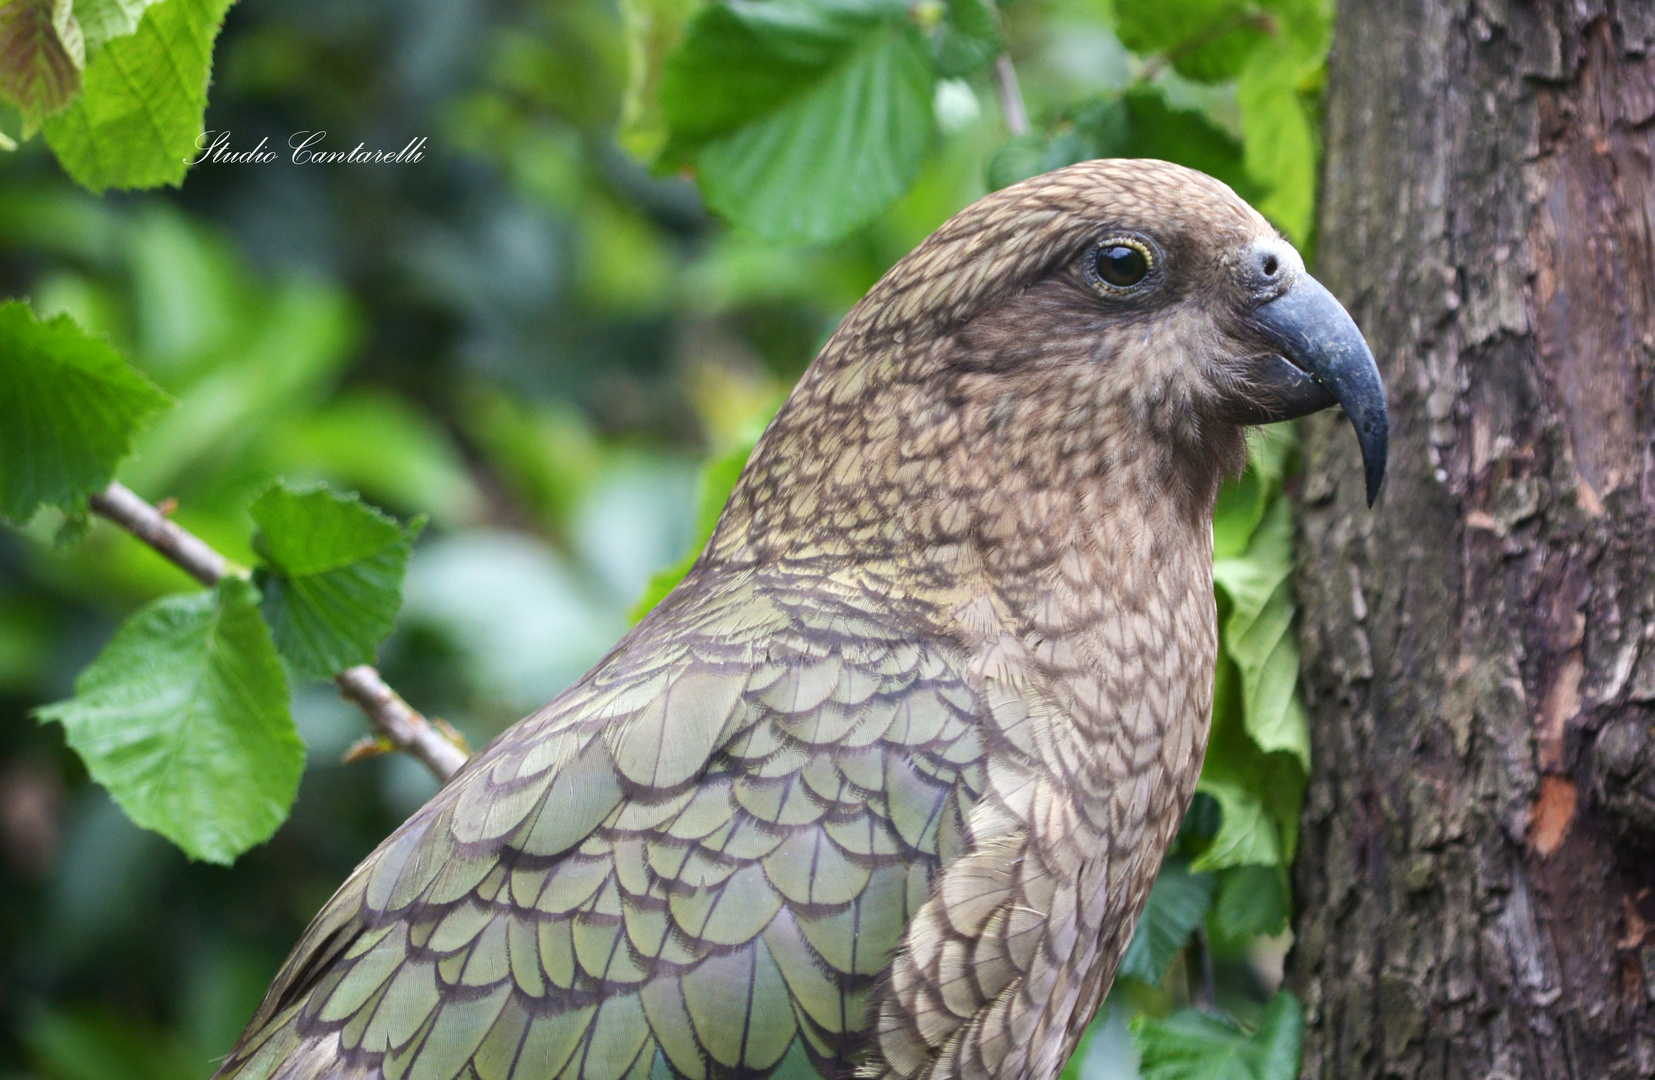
(1289, 3, 1655, 1077)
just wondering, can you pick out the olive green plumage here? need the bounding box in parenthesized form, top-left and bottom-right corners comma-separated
(216, 160, 1386, 1080)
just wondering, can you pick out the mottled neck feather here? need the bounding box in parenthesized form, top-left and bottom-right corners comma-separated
(703, 287, 1244, 604)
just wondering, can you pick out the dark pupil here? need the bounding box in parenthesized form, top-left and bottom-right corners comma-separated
(1098, 245, 1147, 287)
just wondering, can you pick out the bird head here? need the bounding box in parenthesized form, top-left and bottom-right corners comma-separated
(716, 159, 1387, 568)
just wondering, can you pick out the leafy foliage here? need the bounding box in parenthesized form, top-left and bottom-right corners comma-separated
(43, 0, 237, 191)
(75, 0, 170, 56)
(251, 483, 424, 681)
(1212, 864, 1289, 940)
(662, 0, 936, 243)
(0, 300, 172, 523)
(0, 0, 1337, 1071)
(639, 0, 1330, 245)
(0, 0, 85, 136)
(1118, 859, 1217, 985)
(1133, 992, 1304, 1080)
(1215, 498, 1309, 766)
(932, 0, 1001, 79)
(34, 577, 301, 864)
(0, 0, 235, 188)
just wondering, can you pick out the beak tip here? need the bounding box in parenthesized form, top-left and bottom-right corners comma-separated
(1359, 413, 1388, 508)
(1249, 272, 1390, 513)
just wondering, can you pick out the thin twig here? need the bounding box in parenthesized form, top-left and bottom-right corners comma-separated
(335, 665, 468, 779)
(90, 483, 227, 586)
(89, 481, 468, 782)
(994, 53, 1030, 137)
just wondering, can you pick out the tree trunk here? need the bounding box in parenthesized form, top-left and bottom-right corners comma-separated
(1289, 3, 1655, 1077)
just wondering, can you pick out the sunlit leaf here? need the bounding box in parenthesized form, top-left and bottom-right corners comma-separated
(251, 483, 422, 681)
(35, 577, 300, 864)
(1238, 39, 1322, 245)
(1191, 775, 1280, 872)
(1133, 992, 1304, 1080)
(1119, 859, 1217, 985)
(75, 0, 167, 55)
(663, 0, 936, 243)
(0, 301, 172, 523)
(618, 0, 704, 160)
(43, 0, 236, 192)
(1213, 496, 1308, 767)
(663, 0, 894, 152)
(0, 0, 84, 135)
(1114, 0, 1274, 84)
(1118, 86, 1254, 199)
(699, 23, 933, 243)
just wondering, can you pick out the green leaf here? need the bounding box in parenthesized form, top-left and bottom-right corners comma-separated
(1213, 496, 1308, 767)
(269, 388, 484, 529)
(250, 483, 421, 681)
(1212, 426, 1295, 557)
(1114, 0, 1274, 84)
(663, 0, 895, 152)
(35, 577, 301, 864)
(618, 0, 705, 160)
(42, 0, 236, 192)
(1212, 864, 1289, 940)
(1199, 658, 1305, 867)
(1119, 859, 1217, 985)
(663, 0, 936, 244)
(1119, 87, 1254, 199)
(75, 0, 167, 55)
(1191, 775, 1280, 872)
(0, 301, 173, 524)
(933, 0, 1001, 78)
(985, 100, 1128, 192)
(697, 21, 934, 244)
(986, 132, 1052, 190)
(1133, 992, 1304, 1080)
(0, 0, 85, 135)
(1237, 39, 1321, 244)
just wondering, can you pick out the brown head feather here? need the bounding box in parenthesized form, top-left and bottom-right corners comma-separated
(708, 158, 1285, 574)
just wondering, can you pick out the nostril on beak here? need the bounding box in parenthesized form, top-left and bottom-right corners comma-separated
(1262, 253, 1279, 277)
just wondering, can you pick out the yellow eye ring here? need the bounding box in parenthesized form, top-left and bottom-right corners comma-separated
(1089, 237, 1155, 292)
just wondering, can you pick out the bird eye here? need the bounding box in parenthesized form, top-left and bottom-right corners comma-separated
(1089, 238, 1154, 293)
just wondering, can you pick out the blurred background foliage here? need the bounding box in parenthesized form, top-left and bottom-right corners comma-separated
(0, 0, 1328, 1075)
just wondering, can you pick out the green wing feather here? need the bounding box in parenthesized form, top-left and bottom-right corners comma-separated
(216, 568, 985, 1080)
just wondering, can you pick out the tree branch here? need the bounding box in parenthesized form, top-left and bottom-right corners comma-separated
(994, 54, 1030, 137)
(90, 482, 227, 587)
(89, 481, 469, 782)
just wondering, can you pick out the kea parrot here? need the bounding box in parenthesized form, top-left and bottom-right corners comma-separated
(216, 160, 1388, 1080)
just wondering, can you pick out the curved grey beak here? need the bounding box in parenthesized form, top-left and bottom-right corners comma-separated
(1241, 273, 1389, 506)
